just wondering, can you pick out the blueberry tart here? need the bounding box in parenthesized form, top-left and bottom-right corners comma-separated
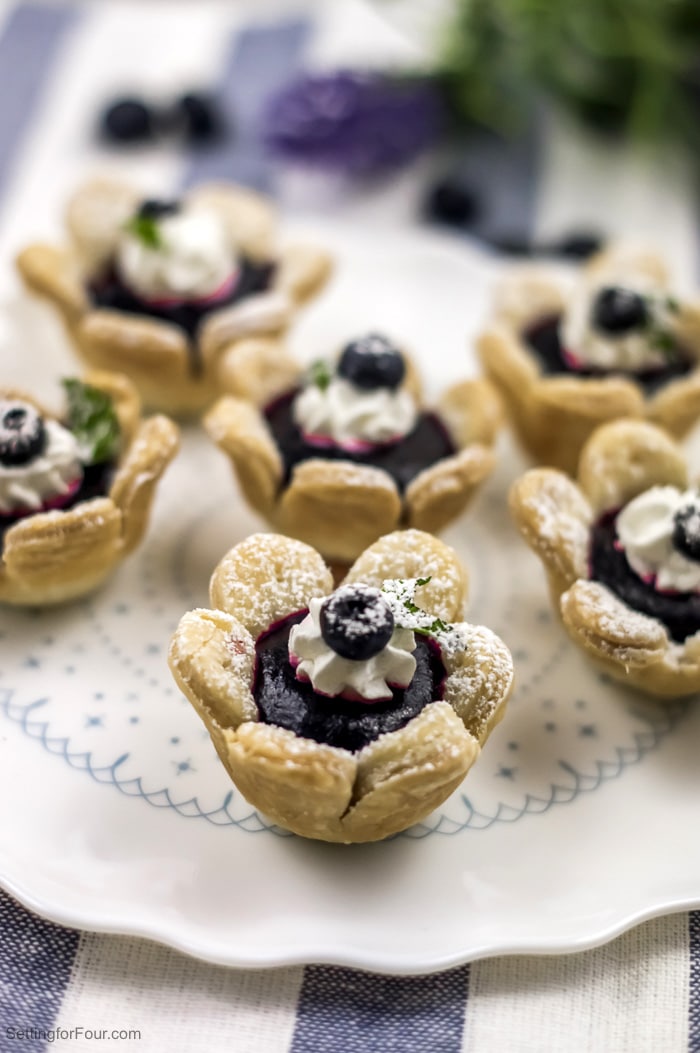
(0, 371, 178, 604)
(204, 332, 500, 564)
(510, 419, 700, 697)
(479, 245, 700, 474)
(168, 529, 513, 842)
(17, 178, 332, 415)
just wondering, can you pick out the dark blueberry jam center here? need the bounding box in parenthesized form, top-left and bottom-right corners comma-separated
(264, 391, 455, 494)
(525, 314, 693, 396)
(589, 511, 700, 642)
(88, 257, 275, 371)
(254, 611, 445, 752)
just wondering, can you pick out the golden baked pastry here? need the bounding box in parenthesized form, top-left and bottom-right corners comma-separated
(0, 370, 178, 604)
(169, 529, 513, 843)
(478, 244, 700, 474)
(205, 331, 501, 564)
(17, 179, 332, 416)
(510, 418, 700, 697)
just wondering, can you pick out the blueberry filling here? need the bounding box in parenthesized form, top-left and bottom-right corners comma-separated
(589, 512, 700, 642)
(0, 459, 116, 542)
(337, 334, 406, 391)
(524, 315, 693, 395)
(88, 257, 275, 372)
(0, 403, 46, 466)
(265, 390, 455, 493)
(254, 611, 445, 752)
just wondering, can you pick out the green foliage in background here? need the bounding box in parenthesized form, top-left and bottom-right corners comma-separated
(436, 0, 700, 142)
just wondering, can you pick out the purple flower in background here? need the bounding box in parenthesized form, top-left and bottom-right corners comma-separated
(261, 70, 444, 179)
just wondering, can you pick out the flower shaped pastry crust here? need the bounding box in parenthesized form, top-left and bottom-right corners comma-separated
(16, 178, 332, 415)
(0, 371, 178, 604)
(204, 336, 501, 564)
(510, 418, 700, 697)
(168, 529, 513, 843)
(478, 245, 700, 474)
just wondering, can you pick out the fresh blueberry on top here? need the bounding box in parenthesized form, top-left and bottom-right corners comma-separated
(99, 97, 155, 144)
(672, 503, 700, 562)
(320, 584, 395, 661)
(0, 401, 47, 467)
(337, 334, 406, 391)
(591, 286, 649, 335)
(137, 198, 180, 220)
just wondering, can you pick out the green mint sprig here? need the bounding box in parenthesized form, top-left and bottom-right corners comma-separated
(645, 294, 680, 360)
(63, 379, 121, 466)
(123, 213, 163, 250)
(307, 358, 333, 391)
(381, 576, 466, 653)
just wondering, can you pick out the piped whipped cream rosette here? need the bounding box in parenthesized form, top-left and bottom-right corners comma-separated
(561, 274, 680, 374)
(0, 401, 84, 516)
(616, 486, 700, 593)
(292, 333, 417, 451)
(117, 199, 240, 306)
(288, 578, 468, 703)
(289, 584, 416, 701)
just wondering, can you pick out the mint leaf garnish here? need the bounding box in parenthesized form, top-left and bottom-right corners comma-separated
(123, 213, 163, 250)
(307, 358, 333, 391)
(642, 294, 680, 361)
(63, 379, 121, 466)
(381, 577, 466, 654)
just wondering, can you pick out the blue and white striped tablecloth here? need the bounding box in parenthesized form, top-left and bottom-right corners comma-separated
(0, 2, 699, 1050)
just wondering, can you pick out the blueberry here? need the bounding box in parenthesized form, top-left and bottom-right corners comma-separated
(337, 334, 406, 391)
(168, 92, 226, 145)
(424, 179, 479, 229)
(553, 230, 605, 261)
(137, 198, 180, 220)
(591, 286, 649, 335)
(672, 503, 700, 562)
(488, 235, 534, 257)
(0, 401, 47, 466)
(100, 97, 155, 144)
(320, 584, 395, 661)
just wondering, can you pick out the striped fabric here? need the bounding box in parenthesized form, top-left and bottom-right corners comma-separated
(0, 3, 698, 1051)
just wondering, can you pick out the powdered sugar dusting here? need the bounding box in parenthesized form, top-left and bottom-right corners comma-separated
(345, 530, 465, 620)
(517, 472, 591, 577)
(381, 577, 467, 656)
(442, 624, 513, 740)
(563, 579, 667, 648)
(210, 533, 333, 639)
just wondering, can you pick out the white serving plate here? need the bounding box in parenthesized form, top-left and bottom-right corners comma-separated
(1, 221, 699, 974)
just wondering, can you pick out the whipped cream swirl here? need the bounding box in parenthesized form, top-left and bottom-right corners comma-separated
(288, 596, 417, 701)
(117, 206, 237, 302)
(292, 377, 417, 450)
(0, 419, 83, 515)
(616, 486, 700, 592)
(561, 275, 675, 373)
